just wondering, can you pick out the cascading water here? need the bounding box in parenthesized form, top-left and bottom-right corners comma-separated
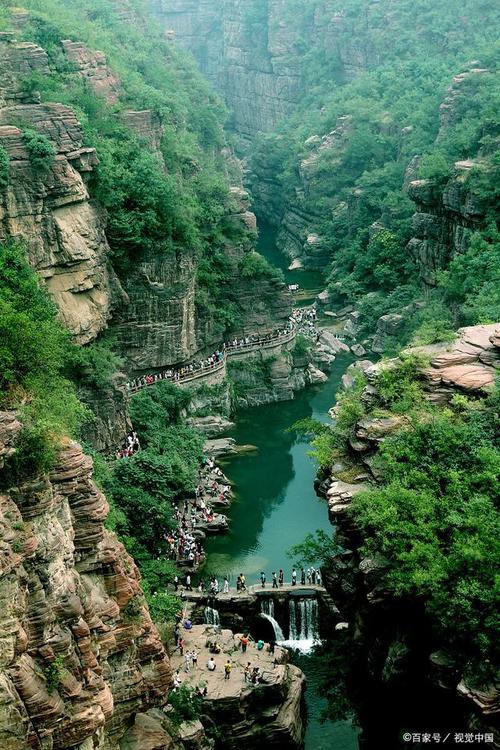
(260, 598, 285, 641)
(204, 606, 220, 626)
(284, 596, 319, 653)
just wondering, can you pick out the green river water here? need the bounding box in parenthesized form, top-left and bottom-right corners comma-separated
(203, 226, 360, 749)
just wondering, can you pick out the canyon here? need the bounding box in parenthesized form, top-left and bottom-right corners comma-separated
(0, 1, 498, 748)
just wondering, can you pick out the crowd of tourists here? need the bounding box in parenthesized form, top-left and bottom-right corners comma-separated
(116, 431, 140, 458)
(124, 323, 296, 393)
(261, 567, 322, 587)
(172, 628, 280, 692)
(290, 305, 319, 340)
(177, 567, 323, 597)
(165, 457, 233, 570)
(125, 349, 225, 391)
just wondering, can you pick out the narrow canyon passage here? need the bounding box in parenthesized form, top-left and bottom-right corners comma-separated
(202, 232, 360, 749)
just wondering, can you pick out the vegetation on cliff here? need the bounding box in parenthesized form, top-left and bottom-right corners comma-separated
(0, 243, 89, 482)
(250, 0, 500, 344)
(324, 358, 498, 682)
(3, 0, 268, 342)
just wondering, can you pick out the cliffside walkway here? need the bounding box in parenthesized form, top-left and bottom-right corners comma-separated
(124, 325, 297, 394)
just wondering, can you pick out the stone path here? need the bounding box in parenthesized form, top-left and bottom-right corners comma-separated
(181, 583, 326, 602)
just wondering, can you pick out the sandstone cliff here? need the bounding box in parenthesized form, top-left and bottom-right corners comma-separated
(0, 412, 175, 750)
(0, 34, 123, 345)
(151, 0, 386, 143)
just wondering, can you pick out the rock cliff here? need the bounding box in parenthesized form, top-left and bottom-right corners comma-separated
(318, 324, 500, 737)
(0, 34, 123, 344)
(0, 412, 175, 750)
(406, 66, 490, 286)
(151, 0, 387, 143)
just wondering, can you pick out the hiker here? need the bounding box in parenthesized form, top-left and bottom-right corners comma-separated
(186, 574, 192, 591)
(224, 660, 232, 680)
(240, 634, 249, 653)
(256, 639, 264, 651)
(317, 570, 322, 586)
(306, 568, 312, 584)
(291, 568, 297, 586)
(240, 573, 246, 591)
(311, 568, 316, 585)
(244, 662, 251, 682)
(191, 649, 198, 667)
(184, 651, 192, 672)
(300, 568, 306, 585)
(269, 640, 276, 655)
(279, 569, 284, 587)
(174, 574, 179, 591)
(173, 670, 182, 689)
(206, 657, 216, 671)
(260, 571, 266, 588)
(178, 637, 184, 656)
(223, 576, 229, 593)
(272, 571, 278, 588)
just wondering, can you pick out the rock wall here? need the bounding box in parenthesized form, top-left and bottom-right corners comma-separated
(0, 412, 176, 750)
(318, 324, 500, 737)
(406, 66, 489, 286)
(0, 34, 123, 344)
(151, 0, 385, 143)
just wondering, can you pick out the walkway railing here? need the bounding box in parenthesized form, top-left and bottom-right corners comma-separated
(124, 325, 297, 395)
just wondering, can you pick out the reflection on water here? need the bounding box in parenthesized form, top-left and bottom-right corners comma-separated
(257, 221, 325, 307)
(203, 358, 359, 750)
(203, 356, 352, 584)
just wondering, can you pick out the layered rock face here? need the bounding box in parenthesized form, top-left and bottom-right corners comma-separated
(0, 35, 122, 344)
(406, 65, 489, 285)
(151, 0, 385, 142)
(151, 0, 302, 142)
(0, 412, 174, 750)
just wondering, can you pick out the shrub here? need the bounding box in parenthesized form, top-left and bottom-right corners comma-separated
(43, 656, 64, 693)
(0, 144, 9, 189)
(23, 129, 56, 172)
(239, 251, 284, 282)
(168, 684, 203, 726)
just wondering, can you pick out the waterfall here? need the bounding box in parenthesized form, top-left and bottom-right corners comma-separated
(204, 606, 220, 626)
(284, 597, 319, 653)
(260, 598, 285, 641)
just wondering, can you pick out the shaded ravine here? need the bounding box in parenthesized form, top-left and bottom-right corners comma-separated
(203, 361, 359, 750)
(202, 224, 359, 747)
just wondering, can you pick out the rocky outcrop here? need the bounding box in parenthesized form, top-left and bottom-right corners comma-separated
(169, 624, 305, 749)
(0, 412, 174, 750)
(406, 66, 490, 285)
(62, 40, 121, 104)
(406, 161, 485, 286)
(228, 349, 309, 409)
(0, 36, 123, 344)
(418, 323, 500, 399)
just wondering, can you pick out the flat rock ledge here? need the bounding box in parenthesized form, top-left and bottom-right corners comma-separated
(170, 625, 305, 749)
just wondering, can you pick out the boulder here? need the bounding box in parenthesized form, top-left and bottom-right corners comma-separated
(372, 314, 404, 353)
(186, 415, 235, 437)
(318, 330, 350, 355)
(307, 364, 328, 384)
